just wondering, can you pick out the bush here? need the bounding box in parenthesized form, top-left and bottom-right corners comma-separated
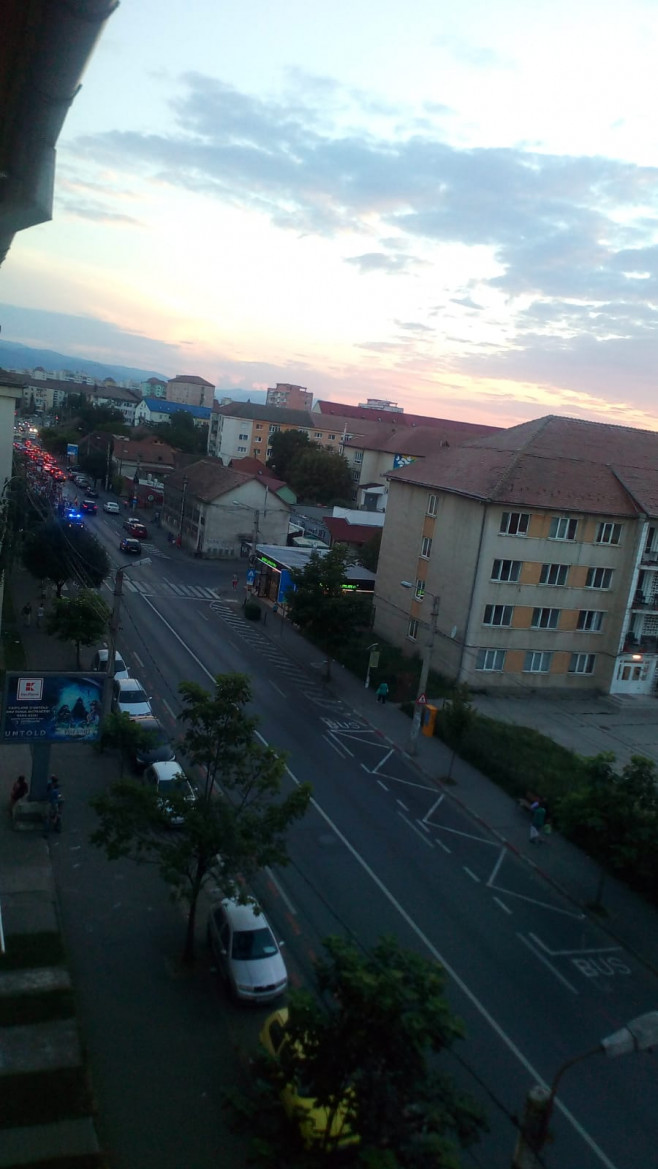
(244, 600, 261, 621)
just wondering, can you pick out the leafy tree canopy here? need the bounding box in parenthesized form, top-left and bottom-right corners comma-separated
(267, 430, 313, 481)
(288, 447, 353, 504)
(22, 519, 110, 596)
(358, 528, 382, 573)
(97, 711, 158, 777)
(256, 935, 487, 1166)
(91, 672, 311, 963)
(46, 589, 110, 668)
(158, 411, 208, 453)
(286, 546, 370, 665)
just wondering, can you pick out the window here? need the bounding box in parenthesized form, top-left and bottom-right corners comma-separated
(586, 567, 612, 589)
(408, 618, 419, 641)
(476, 648, 506, 671)
(269, 425, 280, 434)
(500, 511, 530, 536)
(255, 423, 263, 430)
(550, 516, 578, 541)
(596, 522, 622, 545)
(577, 610, 604, 631)
(237, 445, 247, 453)
(539, 563, 569, 586)
(238, 432, 249, 440)
(415, 580, 425, 601)
(352, 470, 361, 481)
(531, 607, 560, 629)
(254, 436, 262, 443)
(354, 451, 363, 463)
(421, 536, 432, 559)
(314, 431, 322, 438)
(427, 494, 438, 517)
(483, 604, 513, 626)
(329, 434, 336, 440)
(524, 651, 552, 673)
(569, 653, 596, 675)
(491, 559, 522, 582)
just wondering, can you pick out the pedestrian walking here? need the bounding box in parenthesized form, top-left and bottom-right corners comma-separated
(232, 574, 238, 591)
(36, 604, 45, 628)
(376, 681, 389, 705)
(10, 775, 28, 811)
(529, 800, 546, 843)
(22, 603, 32, 627)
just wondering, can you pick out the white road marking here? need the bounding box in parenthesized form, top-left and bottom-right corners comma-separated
(493, 897, 512, 915)
(133, 652, 144, 669)
(397, 812, 434, 847)
(422, 792, 445, 822)
(324, 734, 348, 758)
(161, 699, 176, 721)
(396, 798, 408, 812)
(372, 747, 394, 774)
(377, 779, 389, 791)
(528, 933, 622, 957)
(486, 847, 507, 888)
(489, 885, 585, 919)
(265, 866, 297, 915)
(434, 837, 452, 854)
(435, 823, 499, 846)
(517, 933, 579, 995)
(140, 594, 619, 1169)
(463, 866, 481, 883)
(271, 682, 286, 697)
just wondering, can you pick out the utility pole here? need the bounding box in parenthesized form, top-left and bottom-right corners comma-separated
(102, 558, 152, 719)
(408, 593, 439, 756)
(178, 476, 188, 545)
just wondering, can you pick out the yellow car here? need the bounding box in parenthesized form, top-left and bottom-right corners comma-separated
(259, 1007, 358, 1149)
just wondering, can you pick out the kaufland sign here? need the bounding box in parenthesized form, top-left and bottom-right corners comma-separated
(1, 673, 104, 744)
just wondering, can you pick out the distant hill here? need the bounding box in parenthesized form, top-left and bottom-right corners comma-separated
(0, 339, 167, 384)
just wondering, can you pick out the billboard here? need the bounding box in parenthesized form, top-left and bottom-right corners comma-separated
(1, 673, 104, 744)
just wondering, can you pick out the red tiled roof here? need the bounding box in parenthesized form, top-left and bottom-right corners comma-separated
(388, 414, 658, 517)
(315, 400, 501, 432)
(229, 456, 286, 492)
(325, 517, 379, 545)
(344, 421, 497, 456)
(164, 458, 254, 502)
(168, 374, 214, 387)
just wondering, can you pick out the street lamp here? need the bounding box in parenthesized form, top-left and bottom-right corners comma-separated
(102, 558, 152, 718)
(401, 581, 439, 757)
(512, 1011, 658, 1167)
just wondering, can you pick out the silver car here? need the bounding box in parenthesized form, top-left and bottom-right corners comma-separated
(207, 897, 287, 1004)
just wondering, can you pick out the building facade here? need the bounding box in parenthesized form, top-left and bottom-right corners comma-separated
(208, 402, 348, 464)
(375, 415, 658, 698)
(134, 398, 211, 429)
(166, 375, 214, 407)
(162, 459, 290, 557)
(266, 383, 313, 409)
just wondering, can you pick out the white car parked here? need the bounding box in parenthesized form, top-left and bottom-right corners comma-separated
(111, 678, 152, 718)
(207, 897, 288, 1004)
(91, 648, 130, 679)
(143, 761, 196, 826)
(103, 500, 120, 514)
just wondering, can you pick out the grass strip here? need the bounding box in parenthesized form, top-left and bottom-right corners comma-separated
(0, 1067, 93, 1130)
(0, 933, 66, 971)
(0, 988, 75, 1027)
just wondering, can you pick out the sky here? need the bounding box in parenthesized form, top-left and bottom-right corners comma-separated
(3, 0, 658, 429)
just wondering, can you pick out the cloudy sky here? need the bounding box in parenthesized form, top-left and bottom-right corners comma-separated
(3, 0, 658, 428)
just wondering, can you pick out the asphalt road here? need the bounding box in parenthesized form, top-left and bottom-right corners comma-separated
(51, 501, 658, 1169)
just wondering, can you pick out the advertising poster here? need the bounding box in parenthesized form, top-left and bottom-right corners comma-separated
(1, 673, 104, 744)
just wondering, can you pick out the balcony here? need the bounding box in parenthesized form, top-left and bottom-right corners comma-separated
(641, 549, 658, 567)
(623, 633, 658, 654)
(631, 592, 658, 611)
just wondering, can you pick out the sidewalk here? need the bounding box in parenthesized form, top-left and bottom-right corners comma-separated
(0, 569, 104, 1167)
(254, 601, 658, 977)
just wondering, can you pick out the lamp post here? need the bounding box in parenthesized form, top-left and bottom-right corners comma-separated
(102, 558, 152, 718)
(401, 582, 439, 757)
(178, 476, 188, 545)
(512, 1010, 658, 1168)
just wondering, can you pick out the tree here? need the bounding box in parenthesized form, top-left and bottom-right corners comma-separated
(78, 447, 112, 485)
(256, 935, 486, 1166)
(267, 430, 312, 481)
(46, 589, 110, 668)
(286, 547, 370, 675)
(161, 411, 207, 453)
(288, 447, 353, 504)
(22, 519, 110, 596)
(359, 528, 382, 573)
(90, 673, 311, 964)
(96, 711, 158, 777)
(438, 685, 475, 781)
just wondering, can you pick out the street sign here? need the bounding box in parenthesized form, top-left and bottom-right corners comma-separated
(416, 692, 427, 705)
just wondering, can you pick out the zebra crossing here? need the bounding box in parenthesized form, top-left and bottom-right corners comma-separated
(121, 576, 224, 600)
(209, 601, 347, 712)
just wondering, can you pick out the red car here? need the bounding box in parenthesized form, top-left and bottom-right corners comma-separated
(124, 519, 148, 539)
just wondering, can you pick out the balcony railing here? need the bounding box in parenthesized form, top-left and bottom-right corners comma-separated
(642, 549, 658, 566)
(632, 593, 658, 610)
(624, 635, 658, 654)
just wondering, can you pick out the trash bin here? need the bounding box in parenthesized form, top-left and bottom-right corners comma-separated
(421, 704, 438, 737)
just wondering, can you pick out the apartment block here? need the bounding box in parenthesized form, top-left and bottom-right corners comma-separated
(166, 374, 214, 407)
(375, 415, 658, 698)
(266, 383, 313, 409)
(208, 401, 348, 465)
